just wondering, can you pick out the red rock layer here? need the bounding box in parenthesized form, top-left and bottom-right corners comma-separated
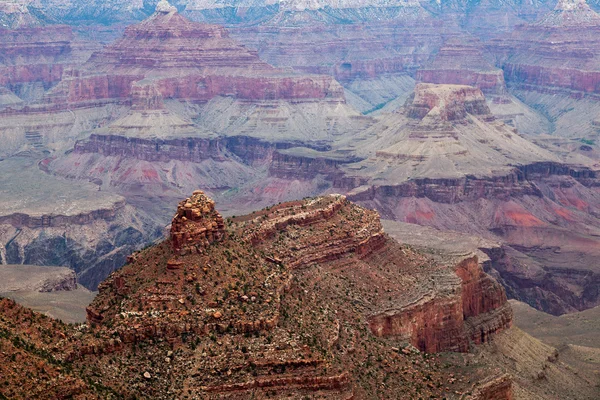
(42, 7, 345, 108)
(488, 0, 600, 96)
(349, 161, 600, 315)
(0, 25, 98, 94)
(170, 190, 225, 252)
(416, 36, 506, 95)
(368, 255, 512, 353)
(470, 374, 514, 400)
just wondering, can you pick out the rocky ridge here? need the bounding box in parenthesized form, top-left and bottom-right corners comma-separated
(262, 83, 600, 316)
(2, 191, 598, 398)
(78, 192, 512, 398)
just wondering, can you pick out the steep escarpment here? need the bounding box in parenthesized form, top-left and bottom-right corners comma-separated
(41, 1, 344, 109)
(0, 11, 99, 104)
(351, 160, 600, 315)
(367, 254, 512, 353)
(260, 83, 600, 316)
(0, 157, 161, 290)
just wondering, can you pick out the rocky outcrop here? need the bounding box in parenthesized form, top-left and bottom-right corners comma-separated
(0, 192, 537, 399)
(407, 83, 491, 121)
(456, 257, 513, 344)
(352, 163, 600, 315)
(170, 190, 225, 252)
(468, 374, 514, 400)
(0, 199, 127, 229)
(268, 149, 355, 180)
(368, 255, 512, 353)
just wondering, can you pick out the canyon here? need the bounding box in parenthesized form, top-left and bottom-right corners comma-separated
(2, 191, 596, 399)
(0, 0, 600, 397)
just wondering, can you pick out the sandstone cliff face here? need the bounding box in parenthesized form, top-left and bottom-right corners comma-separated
(407, 83, 491, 121)
(351, 165, 600, 315)
(367, 255, 512, 353)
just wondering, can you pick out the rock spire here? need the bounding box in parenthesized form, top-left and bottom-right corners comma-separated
(170, 190, 225, 253)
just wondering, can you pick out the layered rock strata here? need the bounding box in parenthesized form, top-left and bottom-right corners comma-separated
(488, 0, 600, 98)
(417, 36, 506, 95)
(229, 5, 457, 86)
(367, 255, 512, 353)
(170, 190, 225, 252)
(0, 19, 99, 104)
(41, 1, 345, 110)
(73, 192, 514, 398)
(258, 83, 600, 316)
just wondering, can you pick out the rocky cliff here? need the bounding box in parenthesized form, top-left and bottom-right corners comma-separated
(417, 36, 507, 95)
(78, 192, 513, 398)
(3, 191, 599, 399)
(247, 83, 600, 317)
(0, 16, 100, 104)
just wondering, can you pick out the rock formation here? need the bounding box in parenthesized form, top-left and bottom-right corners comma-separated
(488, 0, 600, 98)
(80, 192, 513, 397)
(417, 36, 507, 95)
(1, 191, 598, 399)
(0, 11, 99, 104)
(339, 83, 559, 182)
(229, 2, 455, 86)
(41, 1, 344, 109)
(259, 83, 600, 316)
(170, 190, 225, 252)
